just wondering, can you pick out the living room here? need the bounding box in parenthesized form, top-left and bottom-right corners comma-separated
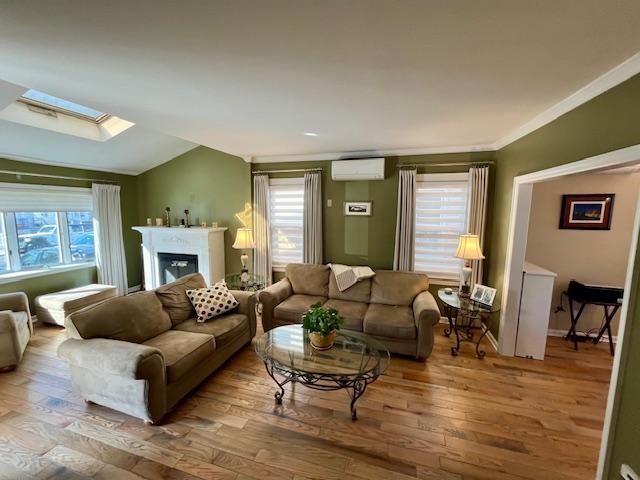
(0, 2, 639, 479)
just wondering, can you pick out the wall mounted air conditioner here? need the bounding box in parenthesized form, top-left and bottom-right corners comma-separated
(331, 158, 385, 181)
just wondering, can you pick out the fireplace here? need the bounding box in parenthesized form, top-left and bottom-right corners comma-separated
(157, 252, 198, 285)
(133, 226, 227, 290)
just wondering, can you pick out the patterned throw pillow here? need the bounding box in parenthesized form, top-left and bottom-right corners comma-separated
(186, 280, 239, 323)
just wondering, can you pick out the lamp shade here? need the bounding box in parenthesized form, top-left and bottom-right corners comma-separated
(232, 228, 255, 249)
(455, 234, 484, 260)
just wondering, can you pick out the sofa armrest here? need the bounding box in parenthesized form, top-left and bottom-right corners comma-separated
(230, 290, 258, 338)
(0, 311, 28, 366)
(259, 278, 293, 332)
(413, 291, 441, 361)
(57, 338, 165, 380)
(0, 292, 30, 315)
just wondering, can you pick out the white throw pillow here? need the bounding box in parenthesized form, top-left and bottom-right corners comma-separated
(186, 280, 239, 323)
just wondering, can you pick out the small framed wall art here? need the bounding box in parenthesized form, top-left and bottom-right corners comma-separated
(559, 194, 615, 230)
(344, 201, 372, 216)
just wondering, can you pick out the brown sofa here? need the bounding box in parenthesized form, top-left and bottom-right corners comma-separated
(260, 264, 440, 360)
(57, 273, 257, 424)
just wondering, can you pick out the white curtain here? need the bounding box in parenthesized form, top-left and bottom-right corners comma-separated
(253, 174, 272, 285)
(303, 171, 323, 264)
(393, 168, 416, 271)
(468, 165, 489, 287)
(92, 183, 128, 295)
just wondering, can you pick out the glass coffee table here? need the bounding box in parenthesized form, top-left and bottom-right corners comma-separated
(254, 325, 390, 420)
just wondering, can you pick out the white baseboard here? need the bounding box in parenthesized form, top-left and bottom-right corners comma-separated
(547, 328, 616, 344)
(485, 327, 499, 352)
(127, 284, 142, 294)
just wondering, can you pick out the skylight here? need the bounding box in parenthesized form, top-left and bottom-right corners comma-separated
(20, 89, 108, 122)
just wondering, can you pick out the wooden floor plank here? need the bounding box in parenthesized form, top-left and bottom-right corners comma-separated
(0, 323, 612, 480)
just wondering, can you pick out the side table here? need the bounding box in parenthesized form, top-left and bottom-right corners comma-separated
(437, 288, 498, 359)
(225, 272, 266, 292)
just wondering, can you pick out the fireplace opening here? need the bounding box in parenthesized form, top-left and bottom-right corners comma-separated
(157, 252, 198, 285)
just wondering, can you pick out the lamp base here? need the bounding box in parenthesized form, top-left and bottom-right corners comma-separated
(459, 263, 472, 297)
(240, 252, 249, 282)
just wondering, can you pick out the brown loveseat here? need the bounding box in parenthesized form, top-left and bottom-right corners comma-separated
(260, 264, 440, 360)
(57, 273, 257, 424)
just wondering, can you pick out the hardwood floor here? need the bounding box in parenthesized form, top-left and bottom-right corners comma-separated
(0, 323, 613, 480)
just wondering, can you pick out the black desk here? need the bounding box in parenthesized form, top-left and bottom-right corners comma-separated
(563, 280, 623, 356)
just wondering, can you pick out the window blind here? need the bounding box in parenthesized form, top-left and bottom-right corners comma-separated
(269, 178, 304, 268)
(0, 183, 92, 212)
(414, 173, 469, 280)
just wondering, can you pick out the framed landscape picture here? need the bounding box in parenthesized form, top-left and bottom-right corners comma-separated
(344, 201, 372, 216)
(559, 194, 615, 230)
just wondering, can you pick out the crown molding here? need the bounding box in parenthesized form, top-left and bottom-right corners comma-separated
(494, 51, 640, 150)
(0, 152, 139, 176)
(251, 143, 495, 163)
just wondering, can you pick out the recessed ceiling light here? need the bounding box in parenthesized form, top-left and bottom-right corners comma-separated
(303, 132, 318, 137)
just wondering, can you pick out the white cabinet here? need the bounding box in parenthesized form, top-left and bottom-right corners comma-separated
(515, 262, 557, 360)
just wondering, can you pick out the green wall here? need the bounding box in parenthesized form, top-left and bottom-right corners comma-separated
(0, 157, 141, 309)
(485, 73, 640, 479)
(253, 151, 494, 271)
(136, 146, 251, 276)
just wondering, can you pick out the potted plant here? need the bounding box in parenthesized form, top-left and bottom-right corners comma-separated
(302, 303, 344, 350)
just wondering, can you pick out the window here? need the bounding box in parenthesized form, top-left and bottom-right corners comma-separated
(414, 173, 469, 281)
(20, 89, 108, 123)
(0, 215, 9, 273)
(0, 183, 95, 281)
(269, 177, 304, 269)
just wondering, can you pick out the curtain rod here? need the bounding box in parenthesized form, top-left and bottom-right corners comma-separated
(398, 161, 493, 168)
(0, 169, 118, 184)
(252, 167, 323, 174)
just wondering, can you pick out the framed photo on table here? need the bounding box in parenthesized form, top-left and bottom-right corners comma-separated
(559, 194, 615, 230)
(471, 284, 497, 307)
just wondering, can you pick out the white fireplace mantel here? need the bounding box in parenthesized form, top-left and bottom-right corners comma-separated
(132, 226, 227, 289)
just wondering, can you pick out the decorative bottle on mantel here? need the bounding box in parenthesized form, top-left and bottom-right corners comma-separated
(184, 209, 191, 228)
(164, 207, 171, 227)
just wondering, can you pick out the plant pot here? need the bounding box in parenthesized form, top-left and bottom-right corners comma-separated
(309, 330, 337, 350)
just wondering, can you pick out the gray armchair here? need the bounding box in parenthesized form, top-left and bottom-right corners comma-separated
(0, 292, 33, 372)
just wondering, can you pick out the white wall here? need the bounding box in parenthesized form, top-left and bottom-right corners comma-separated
(525, 172, 640, 336)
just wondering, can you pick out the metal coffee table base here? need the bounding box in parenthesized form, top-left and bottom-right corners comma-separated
(263, 361, 374, 421)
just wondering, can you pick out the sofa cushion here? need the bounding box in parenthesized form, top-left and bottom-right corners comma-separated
(274, 294, 327, 323)
(143, 330, 215, 383)
(67, 291, 172, 343)
(285, 264, 330, 297)
(328, 273, 371, 303)
(322, 299, 367, 331)
(364, 303, 416, 340)
(156, 273, 207, 325)
(173, 313, 250, 349)
(186, 281, 239, 322)
(370, 270, 429, 306)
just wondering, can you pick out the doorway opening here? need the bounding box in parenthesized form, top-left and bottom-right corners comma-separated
(498, 143, 640, 477)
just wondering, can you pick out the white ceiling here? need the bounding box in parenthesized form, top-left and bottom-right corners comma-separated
(0, 80, 195, 175)
(0, 1, 640, 169)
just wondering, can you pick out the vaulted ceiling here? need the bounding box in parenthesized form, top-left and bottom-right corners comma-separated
(0, 0, 639, 172)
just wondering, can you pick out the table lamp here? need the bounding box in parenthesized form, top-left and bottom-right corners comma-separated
(455, 234, 485, 296)
(232, 228, 255, 282)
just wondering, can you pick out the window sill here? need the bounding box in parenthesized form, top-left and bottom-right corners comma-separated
(0, 262, 96, 285)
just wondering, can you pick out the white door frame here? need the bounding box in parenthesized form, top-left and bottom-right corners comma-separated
(497, 143, 640, 478)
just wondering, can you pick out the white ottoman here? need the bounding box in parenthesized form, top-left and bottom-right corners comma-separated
(35, 284, 118, 326)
